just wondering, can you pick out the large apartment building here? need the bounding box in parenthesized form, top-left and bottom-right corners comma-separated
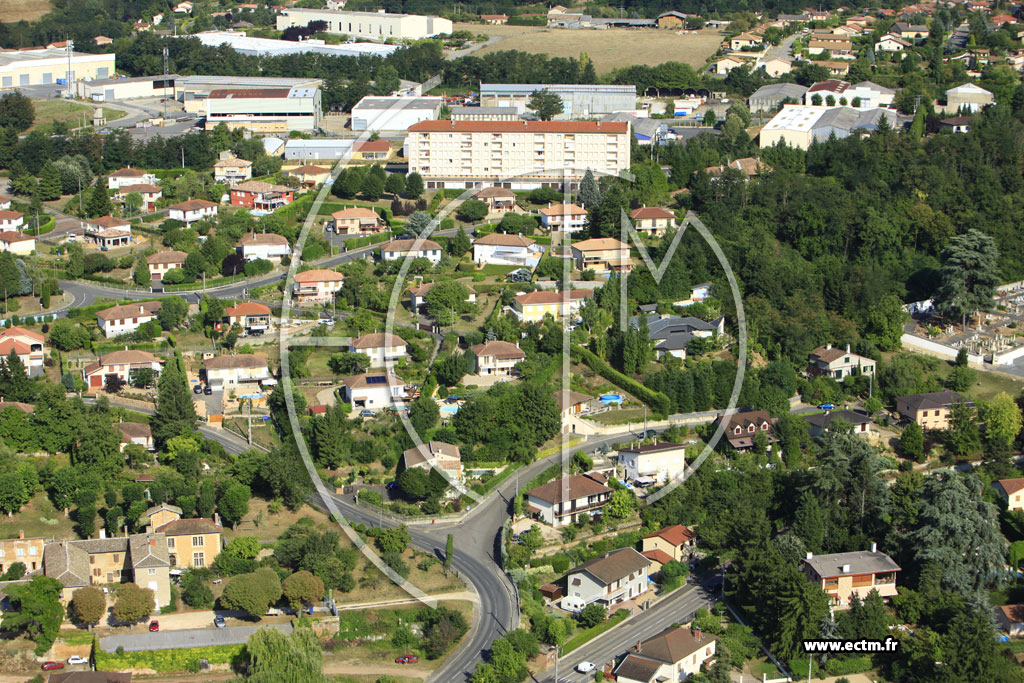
(405, 120, 630, 190)
(276, 8, 452, 41)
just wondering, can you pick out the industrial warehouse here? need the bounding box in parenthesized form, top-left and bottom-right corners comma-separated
(0, 47, 116, 89)
(204, 86, 322, 133)
(478, 83, 638, 119)
(275, 8, 452, 41)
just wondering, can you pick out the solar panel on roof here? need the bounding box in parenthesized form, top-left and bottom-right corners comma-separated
(366, 376, 387, 384)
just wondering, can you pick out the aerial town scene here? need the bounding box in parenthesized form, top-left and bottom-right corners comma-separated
(0, 0, 1021, 681)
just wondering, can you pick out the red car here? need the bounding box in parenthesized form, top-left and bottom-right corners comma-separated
(42, 662, 64, 671)
(395, 656, 419, 664)
(149, 621, 159, 632)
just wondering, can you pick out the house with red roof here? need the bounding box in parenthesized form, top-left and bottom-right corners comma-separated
(641, 524, 698, 565)
(221, 302, 272, 335)
(292, 269, 344, 304)
(995, 478, 1024, 511)
(83, 350, 163, 390)
(629, 206, 676, 237)
(108, 168, 158, 190)
(0, 326, 45, 377)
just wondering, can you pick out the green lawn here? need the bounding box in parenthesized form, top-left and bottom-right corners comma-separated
(28, 99, 126, 133)
(0, 491, 75, 541)
(563, 609, 629, 653)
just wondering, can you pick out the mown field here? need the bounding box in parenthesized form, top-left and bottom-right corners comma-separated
(0, 0, 52, 22)
(453, 22, 724, 73)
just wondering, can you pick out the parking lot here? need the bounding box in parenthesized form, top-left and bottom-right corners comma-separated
(100, 621, 294, 653)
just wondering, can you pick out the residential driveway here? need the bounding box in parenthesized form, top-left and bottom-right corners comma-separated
(99, 622, 293, 653)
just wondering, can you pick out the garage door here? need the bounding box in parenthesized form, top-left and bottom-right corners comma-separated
(97, 67, 109, 79)
(41, 73, 51, 84)
(90, 374, 102, 388)
(105, 89, 115, 101)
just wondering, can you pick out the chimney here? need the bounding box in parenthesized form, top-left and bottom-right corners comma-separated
(99, 528, 106, 539)
(841, 564, 851, 573)
(214, 512, 221, 527)
(123, 524, 128, 537)
(825, 343, 832, 350)
(870, 541, 877, 553)
(806, 551, 813, 560)
(636, 640, 642, 653)
(693, 627, 702, 641)
(846, 343, 851, 353)
(17, 530, 23, 539)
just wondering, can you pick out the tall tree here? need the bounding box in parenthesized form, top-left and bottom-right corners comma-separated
(527, 89, 564, 121)
(245, 626, 327, 683)
(980, 392, 1022, 451)
(37, 161, 61, 201)
(86, 176, 111, 218)
(1, 576, 63, 655)
(150, 352, 197, 449)
(579, 169, 601, 208)
(934, 229, 1000, 329)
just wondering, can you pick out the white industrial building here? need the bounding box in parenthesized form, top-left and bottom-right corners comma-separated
(479, 83, 637, 119)
(759, 105, 899, 150)
(284, 138, 354, 161)
(276, 8, 452, 41)
(0, 48, 116, 89)
(76, 74, 178, 101)
(205, 86, 322, 133)
(181, 31, 400, 58)
(350, 96, 442, 131)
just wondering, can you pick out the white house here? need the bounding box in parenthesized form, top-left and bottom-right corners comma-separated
(84, 216, 132, 249)
(292, 269, 344, 304)
(146, 250, 188, 280)
(997, 605, 1024, 637)
(0, 326, 46, 377)
(614, 626, 718, 683)
(168, 199, 218, 226)
(381, 238, 442, 264)
(96, 301, 162, 338)
(472, 233, 541, 267)
(561, 547, 651, 612)
(539, 203, 587, 232)
(468, 340, 525, 377)
(237, 232, 290, 262)
(0, 210, 24, 232)
(843, 81, 896, 108)
(0, 231, 34, 255)
(82, 349, 162, 390)
(108, 167, 158, 189)
(203, 354, 272, 388)
(401, 441, 464, 486)
(524, 473, 612, 528)
(349, 332, 408, 367)
(808, 343, 876, 379)
(618, 441, 687, 484)
(338, 372, 408, 409)
(875, 34, 911, 52)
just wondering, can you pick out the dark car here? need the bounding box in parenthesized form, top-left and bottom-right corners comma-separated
(149, 621, 159, 632)
(193, 384, 203, 394)
(42, 662, 64, 671)
(204, 386, 213, 395)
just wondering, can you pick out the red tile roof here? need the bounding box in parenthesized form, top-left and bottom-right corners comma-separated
(209, 88, 292, 99)
(169, 199, 216, 211)
(225, 302, 271, 317)
(630, 206, 675, 220)
(999, 478, 1024, 496)
(354, 139, 391, 153)
(643, 524, 697, 546)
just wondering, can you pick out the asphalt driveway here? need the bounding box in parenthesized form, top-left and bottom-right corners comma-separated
(99, 622, 293, 653)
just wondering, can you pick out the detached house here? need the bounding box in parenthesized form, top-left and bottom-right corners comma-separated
(222, 302, 272, 335)
(292, 269, 344, 304)
(229, 181, 294, 211)
(629, 206, 675, 237)
(808, 343, 876, 379)
(997, 604, 1024, 637)
(539, 203, 587, 233)
(401, 441, 464, 486)
(83, 350, 162, 390)
(0, 231, 33, 255)
(146, 250, 188, 281)
(468, 340, 525, 377)
(96, 301, 162, 338)
(338, 372, 408, 409)
(85, 216, 132, 249)
(286, 164, 331, 186)
(524, 473, 612, 528)
(108, 168, 157, 189)
(801, 546, 900, 608)
(642, 524, 698, 565)
(168, 199, 218, 225)
(0, 211, 23, 232)
(409, 281, 476, 314)
(896, 390, 970, 430)
(0, 326, 45, 377)
(202, 354, 272, 388)
(555, 390, 592, 433)
(511, 289, 593, 323)
(805, 409, 873, 437)
(475, 186, 516, 214)
(614, 626, 718, 683)
(328, 207, 385, 235)
(213, 154, 253, 185)
(114, 184, 162, 212)
(472, 232, 540, 267)
(571, 237, 633, 274)
(717, 408, 778, 452)
(994, 478, 1024, 511)
(618, 441, 687, 484)
(562, 547, 651, 612)
(381, 238, 443, 264)
(237, 232, 290, 262)
(350, 332, 408, 367)
(119, 422, 154, 451)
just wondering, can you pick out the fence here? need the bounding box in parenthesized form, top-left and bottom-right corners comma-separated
(900, 333, 984, 365)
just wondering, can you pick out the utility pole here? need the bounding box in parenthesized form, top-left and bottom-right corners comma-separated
(65, 39, 74, 99)
(162, 47, 169, 122)
(247, 398, 252, 445)
(180, 147, 185, 169)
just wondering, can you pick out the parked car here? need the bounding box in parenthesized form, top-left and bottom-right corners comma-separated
(359, 409, 375, 418)
(214, 615, 226, 628)
(204, 386, 213, 395)
(149, 621, 159, 632)
(576, 661, 596, 673)
(395, 655, 419, 664)
(818, 403, 835, 410)
(67, 656, 88, 665)
(42, 662, 64, 671)
(193, 384, 203, 394)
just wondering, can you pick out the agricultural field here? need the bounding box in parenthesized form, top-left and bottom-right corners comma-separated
(0, 0, 52, 23)
(453, 23, 725, 73)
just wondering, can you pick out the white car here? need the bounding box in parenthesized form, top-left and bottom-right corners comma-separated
(576, 661, 595, 673)
(67, 656, 88, 665)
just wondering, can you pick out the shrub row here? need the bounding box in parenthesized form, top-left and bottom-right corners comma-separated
(572, 344, 671, 417)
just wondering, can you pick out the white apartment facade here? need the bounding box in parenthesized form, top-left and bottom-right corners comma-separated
(405, 120, 630, 190)
(276, 8, 452, 41)
(618, 442, 687, 484)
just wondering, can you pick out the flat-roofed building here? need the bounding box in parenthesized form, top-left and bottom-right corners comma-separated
(205, 86, 321, 133)
(276, 8, 452, 41)
(759, 105, 898, 150)
(181, 31, 401, 59)
(479, 83, 636, 118)
(0, 48, 115, 90)
(406, 120, 630, 191)
(451, 106, 519, 121)
(350, 96, 442, 131)
(76, 74, 178, 101)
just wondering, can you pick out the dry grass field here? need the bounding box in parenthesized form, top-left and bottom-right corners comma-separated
(0, 0, 52, 23)
(454, 22, 724, 73)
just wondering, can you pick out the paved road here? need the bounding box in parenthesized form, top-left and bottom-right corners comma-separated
(535, 581, 718, 682)
(445, 35, 506, 60)
(758, 32, 798, 64)
(99, 622, 293, 653)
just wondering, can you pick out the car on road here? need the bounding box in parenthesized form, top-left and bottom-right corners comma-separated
(214, 615, 226, 628)
(395, 655, 419, 664)
(149, 621, 159, 632)
(576, 661, 595, 673)
(193, 384, 203, 394)
(817, 403, 835, 410)
(67, 656, 88, 665)
(644, 429, 657, 439)
(42, 662, 64, 671)
(204, 385, 213, 395)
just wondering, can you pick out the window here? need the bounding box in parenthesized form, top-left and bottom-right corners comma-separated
(93, 568, 101, 577)
(113, 554, 119, 563)
(90, 556, 96, 565)
(192, 536, 204, 547)
(149, 568, 156, 575)
(167, 538, 175, 548)
(15, 548, 23, 557)
(193, 553, 205, 567)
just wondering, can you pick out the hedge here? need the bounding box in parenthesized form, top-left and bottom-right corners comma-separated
(572, 344, 671, 417)
(826, 656, 873, 676)
(564, 609, 629, 653)
(95, 643, 245, 673)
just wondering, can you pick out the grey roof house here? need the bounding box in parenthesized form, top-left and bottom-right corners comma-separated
(629, 313, 725, 359)
(748, 83, 809, 113)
